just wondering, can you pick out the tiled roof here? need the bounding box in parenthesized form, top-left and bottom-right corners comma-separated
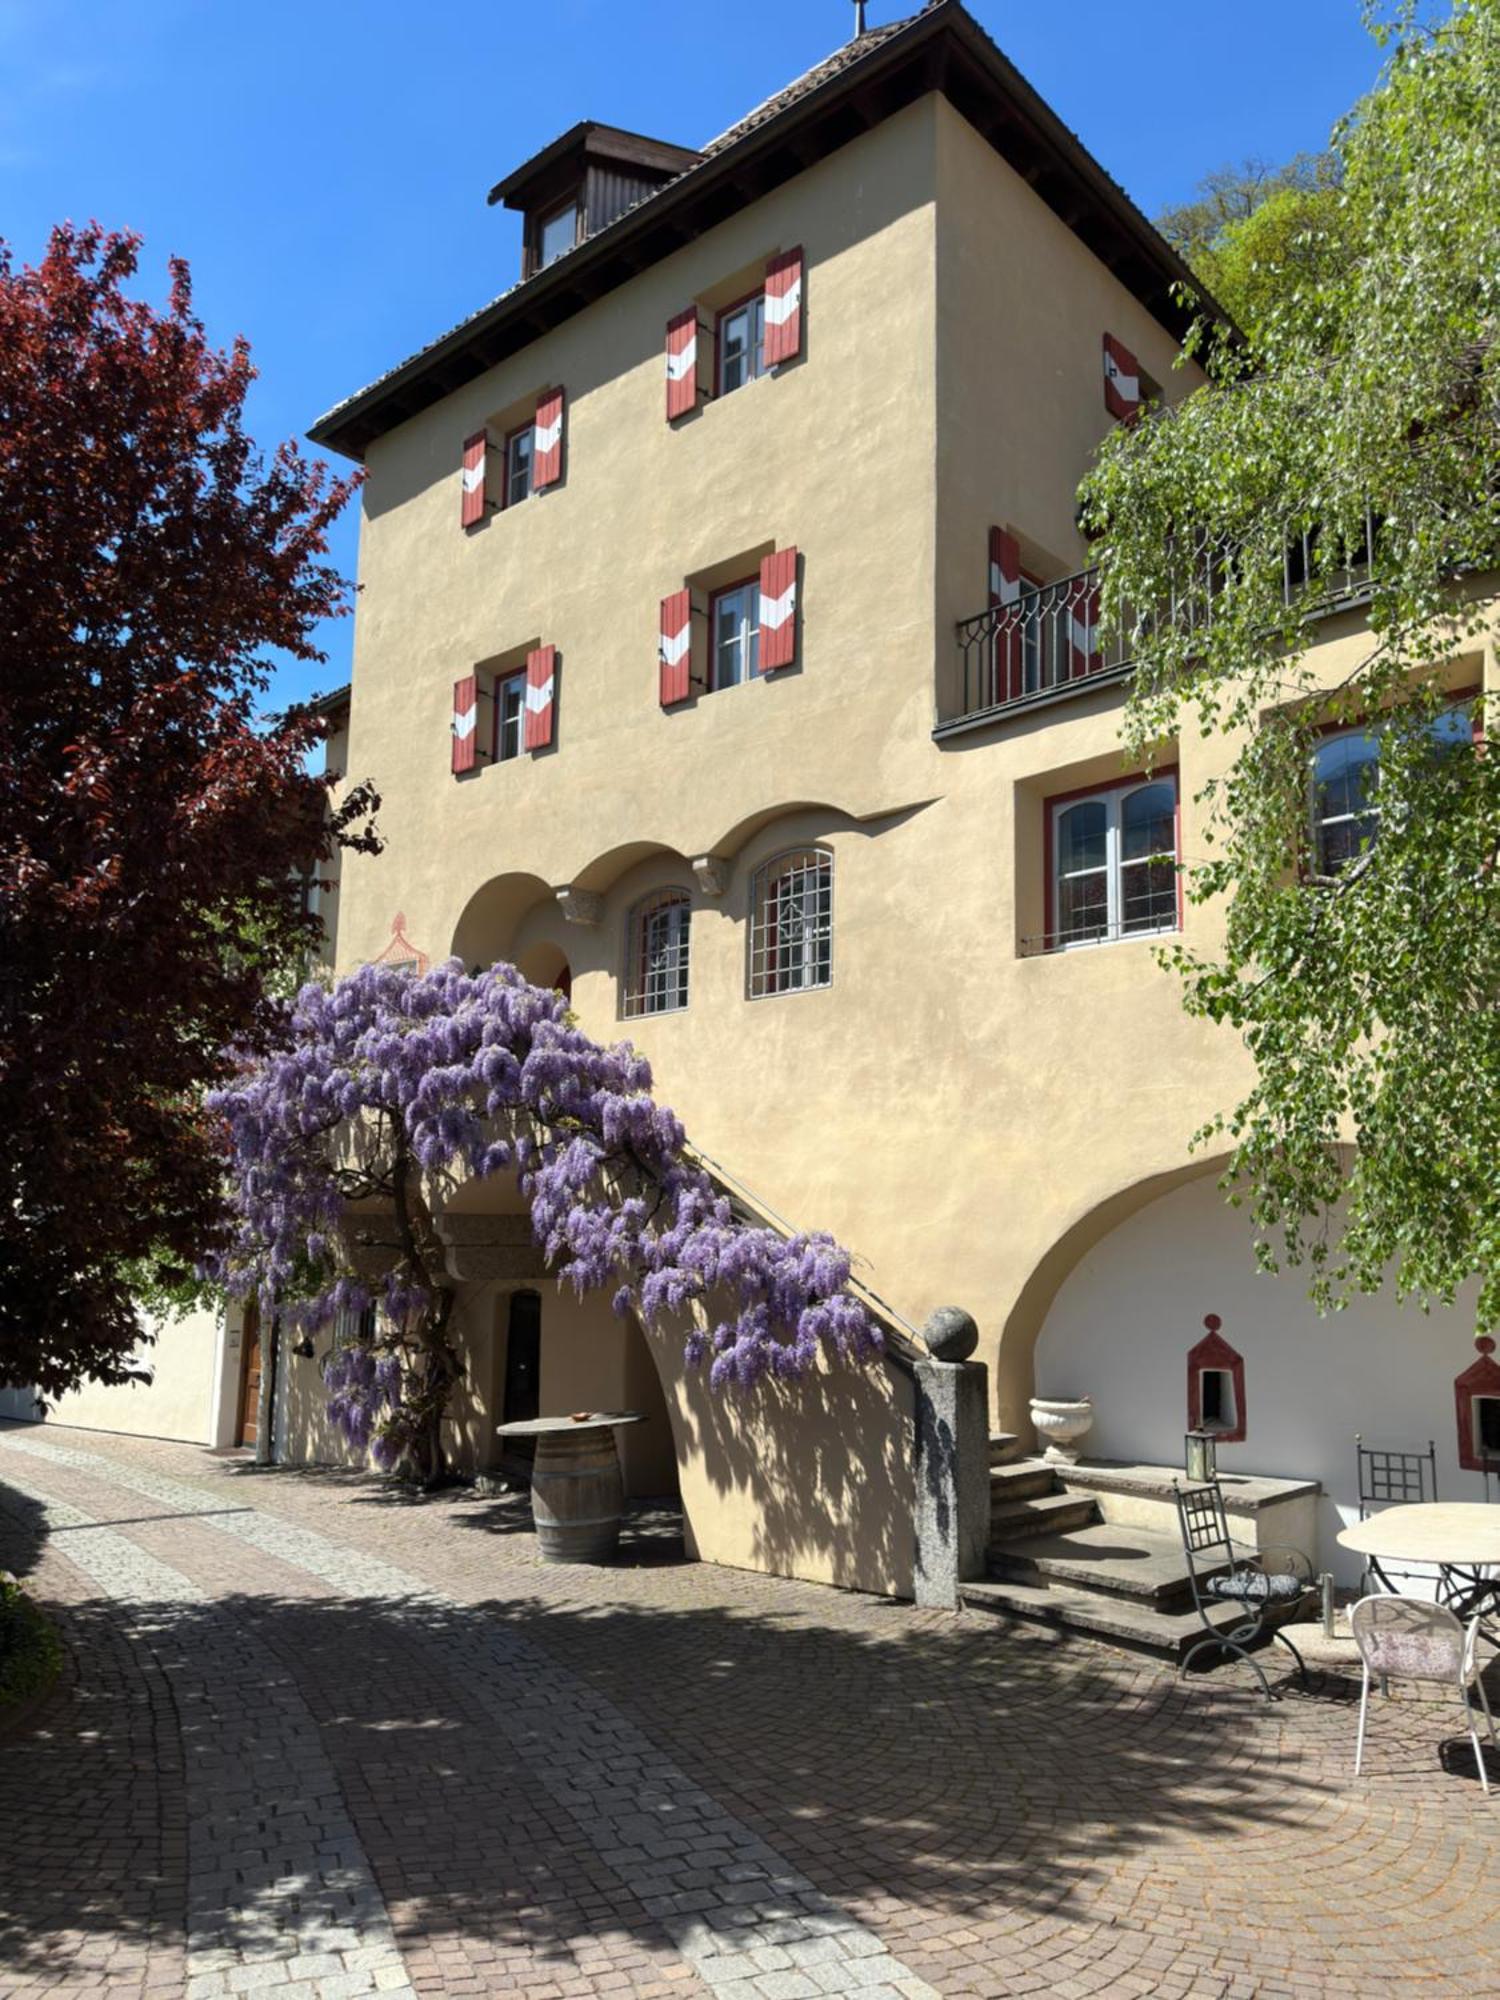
(701, 6, 935, 155)
(309, 2, 1208, 457)
(309, 14, 935, 449)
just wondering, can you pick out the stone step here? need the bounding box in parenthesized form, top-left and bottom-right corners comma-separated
(988, 1491, 1099, 1540)
(988, 1459, 1057, 1504)
(961, 1573, 1291, 1665)
(986, 1519, 1221, 1609)
(988, 1431, 1023, 1466)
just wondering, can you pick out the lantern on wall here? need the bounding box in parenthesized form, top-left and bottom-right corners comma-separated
(1185, 1429, 1219, 1484)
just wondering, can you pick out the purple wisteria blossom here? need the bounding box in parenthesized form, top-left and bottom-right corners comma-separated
(208, 959, 881, 1481)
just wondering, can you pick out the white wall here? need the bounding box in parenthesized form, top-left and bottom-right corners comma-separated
(43, 1303, 230, 1447)
(1036, 1175, 1486, 1582)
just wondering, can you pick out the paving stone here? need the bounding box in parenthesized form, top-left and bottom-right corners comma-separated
(8, 1424, 1500, 2000)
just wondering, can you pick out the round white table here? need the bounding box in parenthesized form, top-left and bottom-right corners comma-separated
(1337, 1503, 1500, 1570)
(1338, 1503, 1500, 1632)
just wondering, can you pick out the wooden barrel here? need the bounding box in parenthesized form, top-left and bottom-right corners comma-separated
(530, 1428, 625, 1564)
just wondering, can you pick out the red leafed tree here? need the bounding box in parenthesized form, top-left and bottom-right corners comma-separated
(0, 223, 376, 1399)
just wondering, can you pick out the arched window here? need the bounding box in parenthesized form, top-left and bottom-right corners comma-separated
(749, 847, 833, 998)
(1312, 729, 1381, 874)
(1312, 709, 1473, 875)
(1051, 778, 1178, 949)
(623, 890, 691, 1017)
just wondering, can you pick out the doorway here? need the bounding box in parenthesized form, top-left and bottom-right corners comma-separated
(235, 1303, 262, 1447)
(499, 1289, 542, 1478)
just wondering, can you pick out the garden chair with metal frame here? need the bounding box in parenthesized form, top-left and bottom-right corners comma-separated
(1173, 1479, 1316, 1699)
(1354, 1434, 1438, 1593)
(1349, 1594, 1496, 1794)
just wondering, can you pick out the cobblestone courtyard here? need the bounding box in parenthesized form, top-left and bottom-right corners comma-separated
(1, 1426, 1498, 1999)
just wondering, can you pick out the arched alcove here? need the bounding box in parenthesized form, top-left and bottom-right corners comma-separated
(451, 871, 553, 970)
(1032, 1171, 1486, 1579)
(515, 941, 572, 1000)
(992, 1153, 1232, 1437)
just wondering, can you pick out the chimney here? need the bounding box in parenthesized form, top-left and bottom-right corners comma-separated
(853, 2, 868, 35)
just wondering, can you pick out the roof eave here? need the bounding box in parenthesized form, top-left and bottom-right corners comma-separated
(309, 2, 1224, 461)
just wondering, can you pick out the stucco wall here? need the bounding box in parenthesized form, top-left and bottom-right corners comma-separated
(1035, 1172, 1487, 1583)
(646, 1318, 918, 1598)
(337, 98, 944, 983)
(46, 1304, 227, 1445)
(314, 67, 1500, 1598)
(932, 95, 1196, 715)
(275, 1275, 679, 1500)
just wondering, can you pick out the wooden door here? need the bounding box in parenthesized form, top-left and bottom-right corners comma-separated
(236, 1304, 262, 1447)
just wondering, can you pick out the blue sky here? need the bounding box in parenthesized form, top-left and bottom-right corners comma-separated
(1, 0, 1384, 709)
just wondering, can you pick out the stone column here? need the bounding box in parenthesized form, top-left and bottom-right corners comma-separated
(911, 1308, 989, 1609)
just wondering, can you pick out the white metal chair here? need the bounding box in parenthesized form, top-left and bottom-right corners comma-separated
(1349, 1595, 1497, 1794)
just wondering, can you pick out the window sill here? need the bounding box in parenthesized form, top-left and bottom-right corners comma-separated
(1019, 924, 1180, 960)
(746, 982, 833, 1002)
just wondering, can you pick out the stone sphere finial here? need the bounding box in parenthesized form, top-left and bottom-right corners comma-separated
(1204, 1313, 1222, 1333)
(1478, 1336, 1496, 1357)
(922, 1306, 979, 1363)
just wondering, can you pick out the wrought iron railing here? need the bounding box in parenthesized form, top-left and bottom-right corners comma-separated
(946, 512, 1381, 732)
(954, 567, 1129, 724)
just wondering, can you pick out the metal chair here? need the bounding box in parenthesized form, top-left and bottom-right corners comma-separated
(1354, 1434, 1439, 1593)
(1173, 1480, 1316, 1699)
(1349, 1595, 1496, 1794)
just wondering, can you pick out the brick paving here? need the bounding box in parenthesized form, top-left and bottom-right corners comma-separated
(2, 1427, 1499, 1998)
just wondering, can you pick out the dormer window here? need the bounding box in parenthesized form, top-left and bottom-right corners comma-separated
(538, 201, 580, 270)
(489, 123, 703, 284)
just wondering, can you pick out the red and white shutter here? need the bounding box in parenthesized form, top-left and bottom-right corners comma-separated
(1102, 332, 1141, 424)
(759, 548, 798, 672)
(452, 674, 480, 773)
(533, 387, 565, 490)
(989, 527, 1023, 702)
(763, 247, 804, 368)
(1067, 579, 1102, 679)
(665, 308, 700, 421)
(461, 429, 488, 529)
(659, 589, 693, 706)
(523, 645, 557, 751)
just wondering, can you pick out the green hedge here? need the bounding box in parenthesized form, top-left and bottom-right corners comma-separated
(0, 1571, 61, 1710)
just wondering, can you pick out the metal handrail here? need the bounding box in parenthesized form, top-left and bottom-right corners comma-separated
(683, 1142, 927, 1369)
(955, 566, 1129, 722)
(948, 514, 1382, 731)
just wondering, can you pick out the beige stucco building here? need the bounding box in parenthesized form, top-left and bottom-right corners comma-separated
(291, 1, 1499, 1603)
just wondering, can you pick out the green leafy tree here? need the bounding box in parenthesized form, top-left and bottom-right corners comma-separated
(1081, 0, 1500, 1330)
(0, 226, 376, 1400)
(1156, 151, 1341, 262)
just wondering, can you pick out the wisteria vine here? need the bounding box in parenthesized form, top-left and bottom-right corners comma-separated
(208, 958, 881, 1477)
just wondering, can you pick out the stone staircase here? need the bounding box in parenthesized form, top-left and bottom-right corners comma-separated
(961, 1438, 1304, 1662)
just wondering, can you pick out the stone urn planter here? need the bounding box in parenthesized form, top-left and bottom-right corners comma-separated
(1030, 1396, 1094, 1464)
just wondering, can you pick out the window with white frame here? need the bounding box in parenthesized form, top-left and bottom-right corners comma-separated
(623, 890, 691, 1017)
(1050, 777, 1179, 949)
(1311, 708, 1473, 875)
(717, 293, 766, 396)
(504, 424, 534, 508)
(494, 671, 526, 762)
(749, 848, 832, 998)
(711, 580, 760, 689)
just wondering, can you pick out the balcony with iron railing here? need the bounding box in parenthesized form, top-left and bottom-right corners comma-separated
(936, 514, 1382, 740)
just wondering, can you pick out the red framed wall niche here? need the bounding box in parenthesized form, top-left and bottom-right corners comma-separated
(1186, 1313, 1247, 1444)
